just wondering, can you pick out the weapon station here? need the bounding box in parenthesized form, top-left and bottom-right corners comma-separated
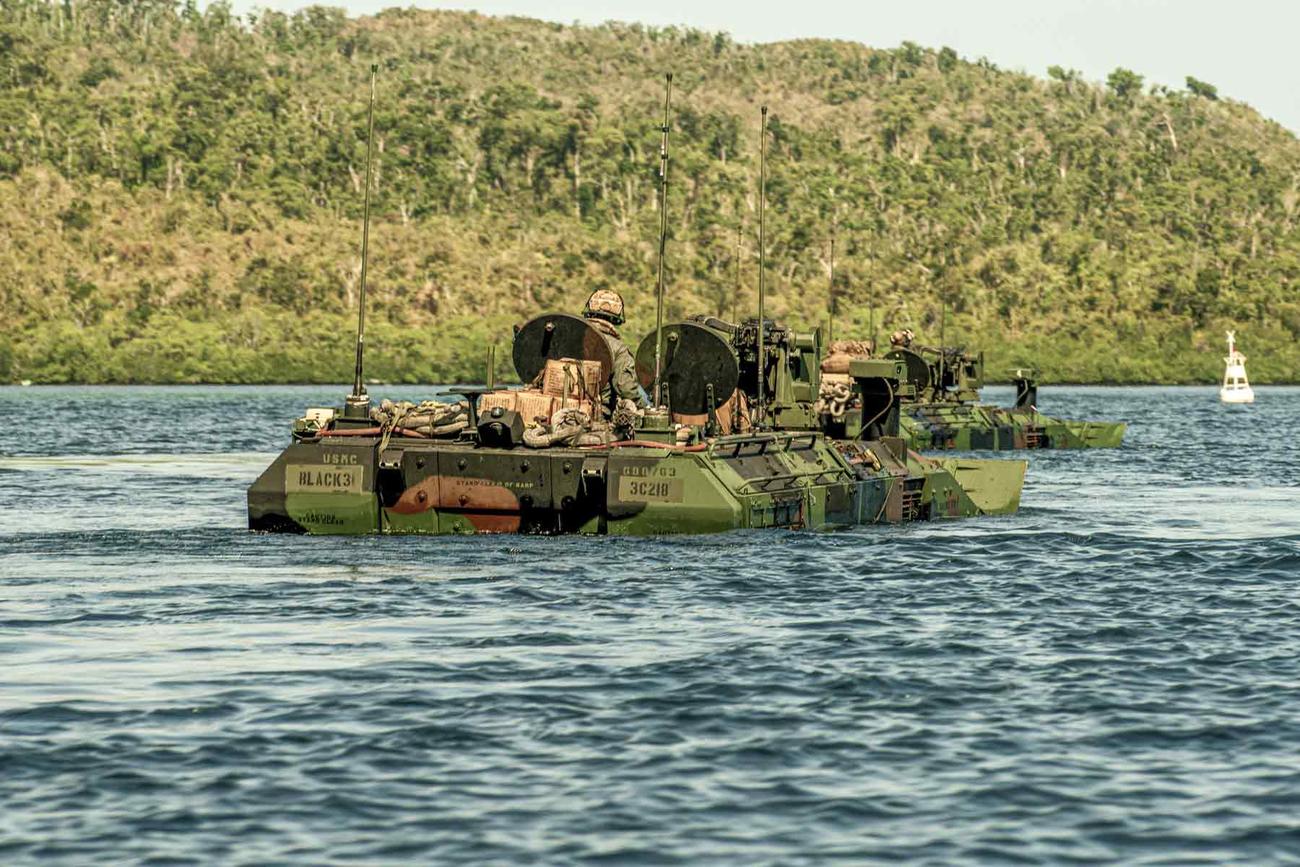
(808, 327, 1126, 451)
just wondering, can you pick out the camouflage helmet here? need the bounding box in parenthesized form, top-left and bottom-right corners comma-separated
(889, 328, 915, 348)
(583, 289, 626, 326)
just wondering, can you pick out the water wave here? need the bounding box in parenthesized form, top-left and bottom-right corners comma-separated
(1, 386, 1299, 864)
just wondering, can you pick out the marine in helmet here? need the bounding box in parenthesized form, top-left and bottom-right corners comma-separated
(583, 289, 649, 410)
(889, 328, 915, 350)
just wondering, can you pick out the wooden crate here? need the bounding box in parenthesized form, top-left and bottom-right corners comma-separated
(541, 357, 603, 400)
(478, 389, 595, 425)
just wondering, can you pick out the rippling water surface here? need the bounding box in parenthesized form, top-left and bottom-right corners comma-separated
(2, 385, 1298, 865)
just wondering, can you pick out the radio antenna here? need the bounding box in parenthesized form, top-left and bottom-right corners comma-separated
(756, 105, 768, 427)
(346, 63, 379, 417)
(651, 72, 673, 407)
(938, 296, 947, 399)
(827, 233, 836, 344)
(868, 265, 876, 352)
(732, 222, 742, 324)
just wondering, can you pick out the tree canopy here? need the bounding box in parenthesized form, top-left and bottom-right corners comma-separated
(1, 1, 1297, 384)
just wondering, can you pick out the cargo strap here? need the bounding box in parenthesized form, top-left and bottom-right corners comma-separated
(370, 399, 469, 451)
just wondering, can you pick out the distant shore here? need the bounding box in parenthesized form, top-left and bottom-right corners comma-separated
(7, 380, 1297, 388)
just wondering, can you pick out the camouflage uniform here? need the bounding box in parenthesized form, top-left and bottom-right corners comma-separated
(587, 317, 647, 409)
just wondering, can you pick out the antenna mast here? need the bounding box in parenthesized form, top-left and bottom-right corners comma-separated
(827, 234, 836, 344)
(732, 222, 743, 324)
(938, 296, 947, 400)
(756, 105, 768, 427)
(347, 63, 379, 417)
(868, 267, 875, 352)
(651, 73, 674, 407)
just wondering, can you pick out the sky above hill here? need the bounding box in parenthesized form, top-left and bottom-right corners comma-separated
(227, 0, 1299, 133)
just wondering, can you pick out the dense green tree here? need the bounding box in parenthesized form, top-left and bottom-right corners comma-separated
(1186, 76, 1219, 100)
(0, 0, 1296, 384)
(1106, 67, 1145, 100)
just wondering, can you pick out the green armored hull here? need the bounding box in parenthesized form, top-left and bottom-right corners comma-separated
(874, 344, 1126, 452)
(249, 430, 1024, 536)
(248, 311, 1032, 536)
(900, 403, 1127, 451)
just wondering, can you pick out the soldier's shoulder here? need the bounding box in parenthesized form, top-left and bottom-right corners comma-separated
(587, 317, 621, 340)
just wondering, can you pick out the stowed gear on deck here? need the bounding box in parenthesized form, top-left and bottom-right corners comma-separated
(371, 399, 468, 444)
(249, 306, 1030, 536)
(301, 313, 646, 453)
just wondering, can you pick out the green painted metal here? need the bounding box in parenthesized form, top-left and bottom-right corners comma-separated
(883, 343, 1126, 452)
(900, 404, 1127, 451)
(248, 424, 1025, 537)
(249, 312, 1030, 536)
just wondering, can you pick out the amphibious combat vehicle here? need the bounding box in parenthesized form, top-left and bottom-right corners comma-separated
(248, 68, 1026, 535)
(248, 313, 1025, 535)
(817, 334, 1126, 452)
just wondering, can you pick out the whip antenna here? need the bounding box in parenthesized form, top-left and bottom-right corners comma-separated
(938, 297, 947, 398)
(756, 105, 768, 427)
(732, 222, 742, 323)
(868, 267, 876, 352)
(651, 73, 674, 407)
(347, 63, 379, 417)
(827, 234, 836, 344)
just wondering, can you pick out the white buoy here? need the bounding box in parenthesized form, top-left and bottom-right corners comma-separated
(1219, 331, 1254, 404)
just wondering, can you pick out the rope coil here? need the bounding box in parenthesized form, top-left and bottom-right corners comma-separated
(370, 399, 468, 450)
(814, 380, 852, 420)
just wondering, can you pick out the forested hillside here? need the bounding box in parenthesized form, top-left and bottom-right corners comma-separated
(2, 1, 1298, 384)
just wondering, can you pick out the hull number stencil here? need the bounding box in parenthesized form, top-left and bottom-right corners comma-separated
(286, 464, 364, 494)
(617, 476, 684, 503)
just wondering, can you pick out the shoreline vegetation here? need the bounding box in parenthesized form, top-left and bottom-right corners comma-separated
(7, 381, 1299, 388)
(2, 3, 1298, 386)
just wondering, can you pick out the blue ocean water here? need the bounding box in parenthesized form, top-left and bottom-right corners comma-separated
(1, 385, 1298, 865)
